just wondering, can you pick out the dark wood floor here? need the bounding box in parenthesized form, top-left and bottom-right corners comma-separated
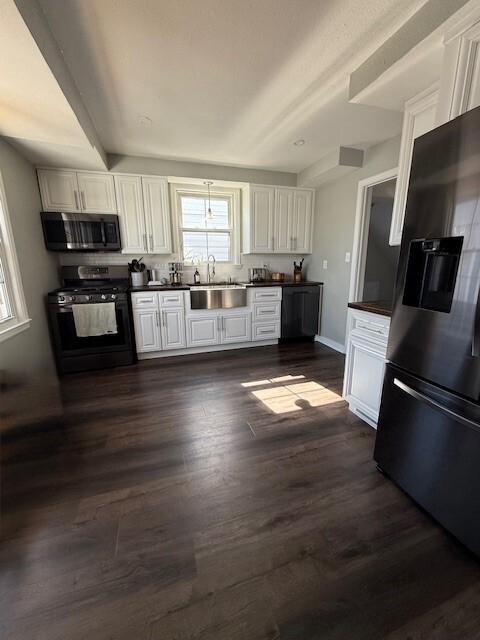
(2, 343, 480, 639)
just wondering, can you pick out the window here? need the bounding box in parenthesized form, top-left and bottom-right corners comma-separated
(0, 175, 30, 342)
(179, 194, 231, 263)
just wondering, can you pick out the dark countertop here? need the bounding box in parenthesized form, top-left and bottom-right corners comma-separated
(130, 281, 323, 292)
(243, 280, 323, 287)
(348, 300, 392, 317)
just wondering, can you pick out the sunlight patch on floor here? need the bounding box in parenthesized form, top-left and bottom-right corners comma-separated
(243, 375, 342, 415)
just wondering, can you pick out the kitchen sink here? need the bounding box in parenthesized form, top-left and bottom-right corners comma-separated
(190, 284, 247, 309)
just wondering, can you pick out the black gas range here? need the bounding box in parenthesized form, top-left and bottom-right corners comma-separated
(47, 266, 135, 374)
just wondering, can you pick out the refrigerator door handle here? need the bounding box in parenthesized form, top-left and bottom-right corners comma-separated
(472, 285, 480, 357)
(393, 378, 480, 433)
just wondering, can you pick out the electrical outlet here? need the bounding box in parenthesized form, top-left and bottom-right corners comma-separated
(322, 260, 328, 269)
(345, 252, 351, 263)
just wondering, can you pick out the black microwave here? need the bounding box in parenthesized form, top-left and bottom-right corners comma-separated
(41, 212, 122, 251)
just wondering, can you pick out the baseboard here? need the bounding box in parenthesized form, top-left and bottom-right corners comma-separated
(137, 339, 278, 360)
(315, 335, 346, 354)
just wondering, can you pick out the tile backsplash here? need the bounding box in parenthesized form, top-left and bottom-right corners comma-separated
(58, 252, 312, 282)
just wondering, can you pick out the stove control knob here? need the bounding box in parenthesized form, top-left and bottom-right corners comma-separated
(111, 294, 116, 300)
(101, 294, 107, 300)
(85, 295, 92, 302)
(58, 295, 65, 302)
(69, 295, 76, 302)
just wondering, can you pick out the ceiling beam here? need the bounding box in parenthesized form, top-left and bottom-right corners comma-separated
(12, 0, 107, 169)
(297, 147, 364, 188)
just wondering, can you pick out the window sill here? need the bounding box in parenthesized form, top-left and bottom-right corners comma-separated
(0, 318, 32, 344)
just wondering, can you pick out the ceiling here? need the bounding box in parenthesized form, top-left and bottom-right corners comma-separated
(3, 0, 433, 173)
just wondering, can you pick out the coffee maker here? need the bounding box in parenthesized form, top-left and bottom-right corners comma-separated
(168, 262, 183, 285)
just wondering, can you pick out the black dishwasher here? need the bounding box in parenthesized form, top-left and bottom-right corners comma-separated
(281, 285, 320, 340)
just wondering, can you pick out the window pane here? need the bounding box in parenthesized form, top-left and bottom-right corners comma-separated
(183, 231, 230, 263)
(180, 196, 229, 230)
(183, 231, 208, 263)
(0, 255, 12, 322)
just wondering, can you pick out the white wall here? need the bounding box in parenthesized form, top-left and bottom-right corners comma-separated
(0, 138, 58, 376)
(309, 135, 401, 349)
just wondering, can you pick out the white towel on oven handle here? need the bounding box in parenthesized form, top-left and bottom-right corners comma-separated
(71, 302, 118, 337)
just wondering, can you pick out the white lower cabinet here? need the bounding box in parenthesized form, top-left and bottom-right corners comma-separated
(161, 308, 186, 350)
(186, 316, 219, 347)
(133, 308, 161, 353)
(132, 287, 282, 358)
(343, 308, 391, 428)
(222, 312, 252, 344)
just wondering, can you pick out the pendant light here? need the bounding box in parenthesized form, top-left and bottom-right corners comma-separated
(204, 181, 214, 220)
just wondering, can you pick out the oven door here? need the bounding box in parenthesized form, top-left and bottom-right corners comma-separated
(49, 300, 132, 356)
(41, 212, 121, 251)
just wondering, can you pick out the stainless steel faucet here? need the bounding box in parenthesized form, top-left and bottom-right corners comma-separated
(207, 255, 216, 283)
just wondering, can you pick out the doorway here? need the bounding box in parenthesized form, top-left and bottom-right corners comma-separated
(349, 168, 400, 304)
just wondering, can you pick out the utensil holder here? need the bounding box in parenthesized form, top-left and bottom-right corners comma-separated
(131, 272, 146, 287)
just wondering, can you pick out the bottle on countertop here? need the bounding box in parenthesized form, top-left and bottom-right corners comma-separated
(194, 268, 201, 284)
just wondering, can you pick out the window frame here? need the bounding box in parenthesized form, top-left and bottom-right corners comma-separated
(170, 182, 241, 266)
(0, 172, 30, 343)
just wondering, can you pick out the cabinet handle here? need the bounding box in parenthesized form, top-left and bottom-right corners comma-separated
(155, 310, 160, 327)
(80, 191, 86, 210)
(217, 316, 221, 331)
(143, 233, 148, 251)
(74, 190, 80, 210)
(162, 310, 167, 327)
(150, 234, 153, 251)
(258, 328, 274, 334)
(271, 237, 275, 250)
(222, 317, 225, 331)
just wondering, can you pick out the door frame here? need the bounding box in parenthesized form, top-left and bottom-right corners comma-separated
(348, 167, 398, 302)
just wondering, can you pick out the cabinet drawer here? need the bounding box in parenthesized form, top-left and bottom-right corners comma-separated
(252, 321, 280, 341)
(250, 287, 282, 302)
(253, 302, 281, 321)
(158, 292, 184, 308)
(131, 292, 157, 308)
(352, 314, 390, 341)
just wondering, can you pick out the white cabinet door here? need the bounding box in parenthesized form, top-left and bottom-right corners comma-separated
(344, 335, 386, 426)
(133, 308, 161, 353)
(37, 169, 80, 212)
(114, 175, 147, 254)
(160, 308, 186, 350)
(292, 189, 313, 253)
(186, 316, 219, 347)
(389, 85, 438, 246)
(142, 177, 172, 254)
(274, 188, 294, 252)
(250, 186, 274, 253)
(221, 312, 251, 344)
(77, 172, 117, 213)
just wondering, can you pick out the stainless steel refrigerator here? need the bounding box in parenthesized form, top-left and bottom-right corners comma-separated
(374, 104, 480, 557)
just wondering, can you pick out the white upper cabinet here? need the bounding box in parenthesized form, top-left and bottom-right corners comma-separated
(243, 185, 314, 254)
(38, 169, 117, 214)
(114, 175, 147, 254)
(436, 20, 480, 125)
(38, 169, 80, 212)
(389, 84, 438, 246)
(249, 185, 275, 253)
(142, 177, 173, 254)
(275, 188, 294, 252)
(76, 172, 116, 214)
(292, 189, 313, 253)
